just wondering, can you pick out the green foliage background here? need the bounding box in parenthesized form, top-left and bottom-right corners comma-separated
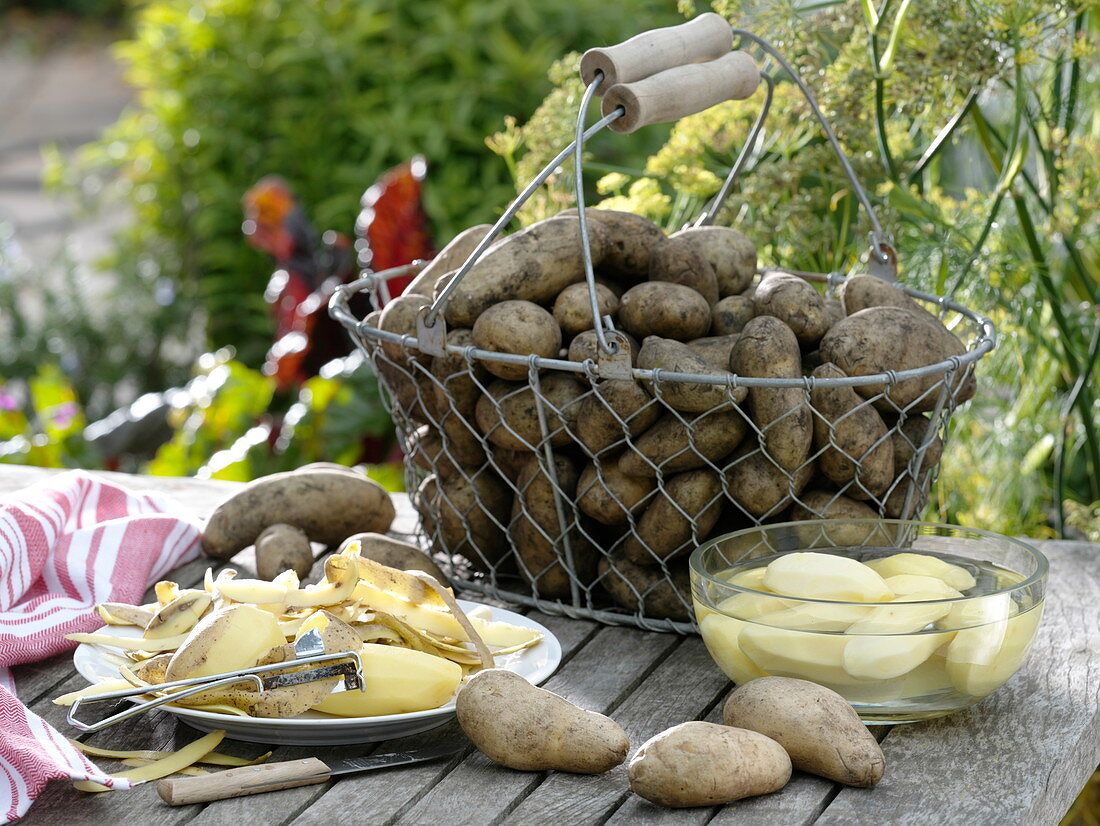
(491, 0, 1099, 539)
(50, 0, 678, 364)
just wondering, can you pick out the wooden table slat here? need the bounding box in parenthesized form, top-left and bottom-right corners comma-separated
(386, 626, 680, 826)
(502, 638, 729, 826)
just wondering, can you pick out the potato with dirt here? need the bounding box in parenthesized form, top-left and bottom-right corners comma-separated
(649, 236, 719, 305)
(789, 490, 880, 522)
(623, 469, 723, 564)
(365, 307, 431, 423)
(725, 445, 813, 518)
(884, 415, 944, 517)
(577, 463, 655, 525)
(752, 272, 831, 346)
(711, 294, 755, 336)
(730, 316, 812, 472)
(430, 327, 491, 417)
(254, 524, 313, 580)
(415, 471, 510, 572)
(444, 216, 610, 326)
(553, 282, 620, 337)
(618, 283, 712, 341)
(671, 225, 757, 297)
(510, 454, 598, 599)
(475, 375, 585, 450)
(377, 293, 432, 364)
(638, 337, 745, 413)
(618, 407, 747, 477)
(819, 306, 974, 412)
(402, 224, 494, 299)
(839, 272, 937, 320)
(202, 468, 395, 559)
(788, 491, 884, 545)
(567, 329, 640, 365)
(723, 676, 886, 787)
(457, 669, 629, 773)
(686, 334, 739, 370)
(629, 722, 791, 808)
(575, 379, 661, 455)
(892, 414, 944, 469)
(565, 208, 666, 281)
(407, 409, 485, 474)
(810, 362, 894, 498)
(472, 300, 562, 381)
(598, 554, 691, 621)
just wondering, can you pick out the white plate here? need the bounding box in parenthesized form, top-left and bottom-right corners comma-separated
(72, 600, 561, 745)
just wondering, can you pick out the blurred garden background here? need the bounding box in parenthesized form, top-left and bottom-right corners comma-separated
(0, 0, 1096, 554)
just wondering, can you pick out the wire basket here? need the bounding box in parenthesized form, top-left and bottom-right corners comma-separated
(330, 22, 996, 633)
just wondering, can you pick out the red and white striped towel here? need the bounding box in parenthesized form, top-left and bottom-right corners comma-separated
(0, 470, 202, 823)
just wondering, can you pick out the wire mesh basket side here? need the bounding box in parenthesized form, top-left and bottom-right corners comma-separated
(338, 272, 988, 635)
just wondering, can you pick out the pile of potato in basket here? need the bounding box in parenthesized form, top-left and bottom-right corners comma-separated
(360, 208, 978, 624)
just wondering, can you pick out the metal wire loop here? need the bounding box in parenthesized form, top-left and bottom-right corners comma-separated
(694, 72, 775, 228)
(730, 28, 893, 265)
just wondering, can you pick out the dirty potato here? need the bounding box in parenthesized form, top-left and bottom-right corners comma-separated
(671, 225, 757, 297)
(552, 282, 620, 338)
(810, 362, 894, 498)
(730, 316, 812, 472)
(472, 300, 562, 381)
(618, 283, 712, 341)
(649, 236, 719, 305)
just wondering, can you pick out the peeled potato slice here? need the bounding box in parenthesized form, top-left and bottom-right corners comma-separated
(72, 730, 225, 792)
(740, 625, 866, 687)
(882, 574, 964, 601)
(848, 599, 952, 634)
(945, 605, 1043, 697)
(697, 610, 767, 685)
(718, 566, 770, 590)
(864, 553, 976, 591)
(843, 633, 949, 680)
(763, 552, 893, 602)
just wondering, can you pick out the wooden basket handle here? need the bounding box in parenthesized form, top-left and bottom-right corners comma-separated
(579, 13, 733, 91)
(601, 50, 760, 134)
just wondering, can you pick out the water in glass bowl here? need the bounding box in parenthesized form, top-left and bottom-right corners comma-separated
(693, 547, 1044, 723)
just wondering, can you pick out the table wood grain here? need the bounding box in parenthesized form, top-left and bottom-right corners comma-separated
(2, 465, 1096, 826)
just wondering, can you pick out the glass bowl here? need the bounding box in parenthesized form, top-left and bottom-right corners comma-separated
(689, 520, 1048, 723)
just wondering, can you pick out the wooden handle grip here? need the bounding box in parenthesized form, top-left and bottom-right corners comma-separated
(580, 13, 732, 92)
(601, 51, 760, 134)
(156, 758, 330, 805)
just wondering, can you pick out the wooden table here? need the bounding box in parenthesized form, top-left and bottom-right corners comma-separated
(4, 465, 1098, 826)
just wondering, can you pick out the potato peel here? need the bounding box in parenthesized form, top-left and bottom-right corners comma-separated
(72, 730, 226, 792)
(71, 740, 271, 767)
(120, 758, 209, 776)
(53, 680, 135, 706)
(76, 547, 540, 720)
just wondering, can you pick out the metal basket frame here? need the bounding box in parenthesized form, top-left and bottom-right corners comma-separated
(330, 28, 997, 634)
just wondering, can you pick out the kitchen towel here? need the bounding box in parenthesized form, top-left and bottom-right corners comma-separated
(0, 470, 202, 822)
